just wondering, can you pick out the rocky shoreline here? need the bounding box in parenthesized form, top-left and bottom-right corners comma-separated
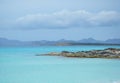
(36, 48, 120, 59)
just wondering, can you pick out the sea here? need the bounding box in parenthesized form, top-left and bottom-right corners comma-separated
(0, 45, 120, 83)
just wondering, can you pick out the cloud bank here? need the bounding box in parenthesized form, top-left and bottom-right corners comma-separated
(2, 10, 120, 29)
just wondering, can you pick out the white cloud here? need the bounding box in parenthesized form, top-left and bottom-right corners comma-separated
(2, 10, 120, 29)
(89, 11, 120, 26)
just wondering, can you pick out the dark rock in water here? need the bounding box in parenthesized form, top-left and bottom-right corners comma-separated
(105, 48, 120, 51)
(61, 51, 70, 53)
(37, 48, 120, 59)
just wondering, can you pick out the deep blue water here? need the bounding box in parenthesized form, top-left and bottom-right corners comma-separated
(0, 45, 120, 83)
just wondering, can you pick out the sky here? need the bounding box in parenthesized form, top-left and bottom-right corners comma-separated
(0, 0, 120, 41)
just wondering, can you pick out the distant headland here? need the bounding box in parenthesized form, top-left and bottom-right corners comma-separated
(0, 37, 120, 47)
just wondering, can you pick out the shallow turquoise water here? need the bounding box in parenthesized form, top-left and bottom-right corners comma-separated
(0, 45, 120, 83)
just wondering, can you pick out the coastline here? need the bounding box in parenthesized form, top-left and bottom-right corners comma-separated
(37, 48, 120, 59)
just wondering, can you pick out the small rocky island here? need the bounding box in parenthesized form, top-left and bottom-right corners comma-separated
(36, 48, 120, 59)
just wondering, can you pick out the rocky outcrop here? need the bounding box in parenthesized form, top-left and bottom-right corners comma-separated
(37, 48, 120, 59)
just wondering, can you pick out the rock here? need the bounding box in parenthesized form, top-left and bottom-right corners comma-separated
(105, 48, 120, 51)
(61, 51, 70, 53)
(38, 48, 120, 59)
(46, 52, 60, 56)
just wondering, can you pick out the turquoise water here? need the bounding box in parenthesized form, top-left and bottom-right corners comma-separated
(0, 45, 120, 83)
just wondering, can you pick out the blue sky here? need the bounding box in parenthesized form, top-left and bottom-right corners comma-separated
(0, 0, 120, 41)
